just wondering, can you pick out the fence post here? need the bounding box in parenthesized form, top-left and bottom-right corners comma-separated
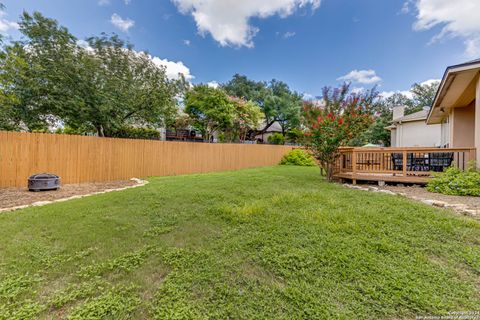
(402, 150, 407, 176)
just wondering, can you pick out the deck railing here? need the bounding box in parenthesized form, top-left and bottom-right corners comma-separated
(335, 147, 476, 181)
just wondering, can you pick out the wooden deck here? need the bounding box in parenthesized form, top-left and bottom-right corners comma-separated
(334, 147, 476, 185)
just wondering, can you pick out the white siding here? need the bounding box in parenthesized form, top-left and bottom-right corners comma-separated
(393, 121, 441, 147)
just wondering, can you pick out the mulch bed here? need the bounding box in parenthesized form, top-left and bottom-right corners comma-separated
(0, 180, 138, 210)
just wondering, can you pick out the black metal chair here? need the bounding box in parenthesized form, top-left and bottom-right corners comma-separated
(391, 153, 413, 171)
(428, 152, 454, 172)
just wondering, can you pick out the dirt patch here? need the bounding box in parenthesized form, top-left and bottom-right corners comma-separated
(0, 180, 138, 210)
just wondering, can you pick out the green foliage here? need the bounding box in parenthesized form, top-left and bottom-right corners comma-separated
(223, 75, 302, 136)
(286, 128, 304, 144)
(407, 81, 440, 114)
(0, 12, 182, 136)
(427, 165, 480, 196)
(67, 285, 140, 320)
(267, 132, 285, 145)
(110, 127, 160, 140)
(280, 149, 316, 166)
(303, 84, 378, 180)
(184, 85, 235, 142)
(225, 97, 263, 143)
(76, 246, 155, 278)
(0, 167, 480, 318)
(184, 85, 263, 143)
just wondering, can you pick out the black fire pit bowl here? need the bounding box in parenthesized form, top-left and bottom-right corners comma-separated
(28, 173, 61, 192)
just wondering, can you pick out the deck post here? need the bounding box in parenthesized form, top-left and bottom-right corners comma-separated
(351, 149, 357, 183)
(402, 150, 407, 177)
(469, 148, 476, 164)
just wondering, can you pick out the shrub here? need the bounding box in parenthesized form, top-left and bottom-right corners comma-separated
(286, 129, 304, 144)
(280, 149, 316, 166)
(268, 133, 285, 145)
(111, 127, 160, 140)
(427, 165, 480, 196)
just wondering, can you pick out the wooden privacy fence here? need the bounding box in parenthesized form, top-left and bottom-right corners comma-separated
(0, 131, 293, 188)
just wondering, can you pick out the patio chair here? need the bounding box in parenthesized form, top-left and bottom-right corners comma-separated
(428, 152, 454, 172)
(391, 153, 413, 171)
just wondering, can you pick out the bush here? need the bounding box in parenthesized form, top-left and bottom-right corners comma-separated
(112, 127, 160, 140)
(427, 165, 480, 196)
(268, 133, 285, 145)
(280, 149, 316, 166)
(286, 129, 304, 144)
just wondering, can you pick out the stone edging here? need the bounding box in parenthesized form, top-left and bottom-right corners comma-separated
(343, 184, 478, 217)
(0, 178, 149, 214)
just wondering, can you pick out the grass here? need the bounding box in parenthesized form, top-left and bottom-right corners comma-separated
(1, 166, 480, 319)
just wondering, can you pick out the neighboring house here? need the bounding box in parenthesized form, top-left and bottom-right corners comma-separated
(387, 106, 441, 147)
(426, 59, 480, 164)
(254, 121, 283, 143)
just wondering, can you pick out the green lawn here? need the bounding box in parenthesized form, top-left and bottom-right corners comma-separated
(1, 166, 480, 319)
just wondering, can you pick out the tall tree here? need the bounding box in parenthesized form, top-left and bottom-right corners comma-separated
(223, 75, 302, 136)
(264, 79, 302, 136)
(68, 34, 182, 136)
(407, 81, 440, 114)
(0, 12, 183, 136)
(184, 85, 235, 142)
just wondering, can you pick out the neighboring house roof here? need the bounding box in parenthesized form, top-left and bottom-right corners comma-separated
(427, 58, 480, 124)
(257, 121, 282, 133)
(393, 109, 428, 123)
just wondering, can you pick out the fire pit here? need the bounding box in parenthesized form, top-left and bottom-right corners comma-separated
(28, 173, 61, 192)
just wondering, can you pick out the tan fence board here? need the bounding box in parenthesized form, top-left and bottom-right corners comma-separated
(0, 131, 292, 188)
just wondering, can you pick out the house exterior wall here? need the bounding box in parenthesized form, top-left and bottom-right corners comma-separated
(476, 79, 480, 163)
(450, 101, 475, 148)
(440, 117, 450, 147)
(393, 121, 441, 147)
(390, 129, 397, 147)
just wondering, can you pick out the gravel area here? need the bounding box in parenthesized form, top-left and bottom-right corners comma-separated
(380, 185, 480, 211)
(354, 183, 479, 214)
(0, 180, 138, 210)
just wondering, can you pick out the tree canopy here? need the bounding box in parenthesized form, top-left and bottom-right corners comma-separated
(184, 85, 263, 143)
(223, 75, 302, 136)
(0, 12, 184, 136)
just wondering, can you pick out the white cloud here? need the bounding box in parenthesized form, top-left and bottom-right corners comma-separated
(380, 78, 440, 100)
(124, 0, 132, 4)
(409, 0, 480, 57)
(110, 13, 135, 32)
(351, 87, 365, 94)
(76, 40, 193, 81)
(183, 39, 191, 46)
(98, 0, 110, 6)
(171, 0, 320, 48)
(283, 31, 296, 39)
(419, 78, 440, 86)
(379, 90, 413, 99)
(337, 69, 382, 84)
(150, 56, 194, 81)
(0, 10, 19, 35)
(207, 81, 219, 88)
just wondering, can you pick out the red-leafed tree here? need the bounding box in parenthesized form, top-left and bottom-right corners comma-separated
(303, 84, 378, 181)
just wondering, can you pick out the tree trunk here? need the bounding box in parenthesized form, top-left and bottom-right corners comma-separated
(96, 125, 105, 137)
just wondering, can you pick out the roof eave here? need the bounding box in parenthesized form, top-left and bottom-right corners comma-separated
(427, 61, 480, 124)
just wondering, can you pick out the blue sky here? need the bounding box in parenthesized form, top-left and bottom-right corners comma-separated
(1, 0, 479, 98)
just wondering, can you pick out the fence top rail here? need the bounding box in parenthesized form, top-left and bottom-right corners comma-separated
(0, 130, 291, 149)
(339, 147, 475, 153)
